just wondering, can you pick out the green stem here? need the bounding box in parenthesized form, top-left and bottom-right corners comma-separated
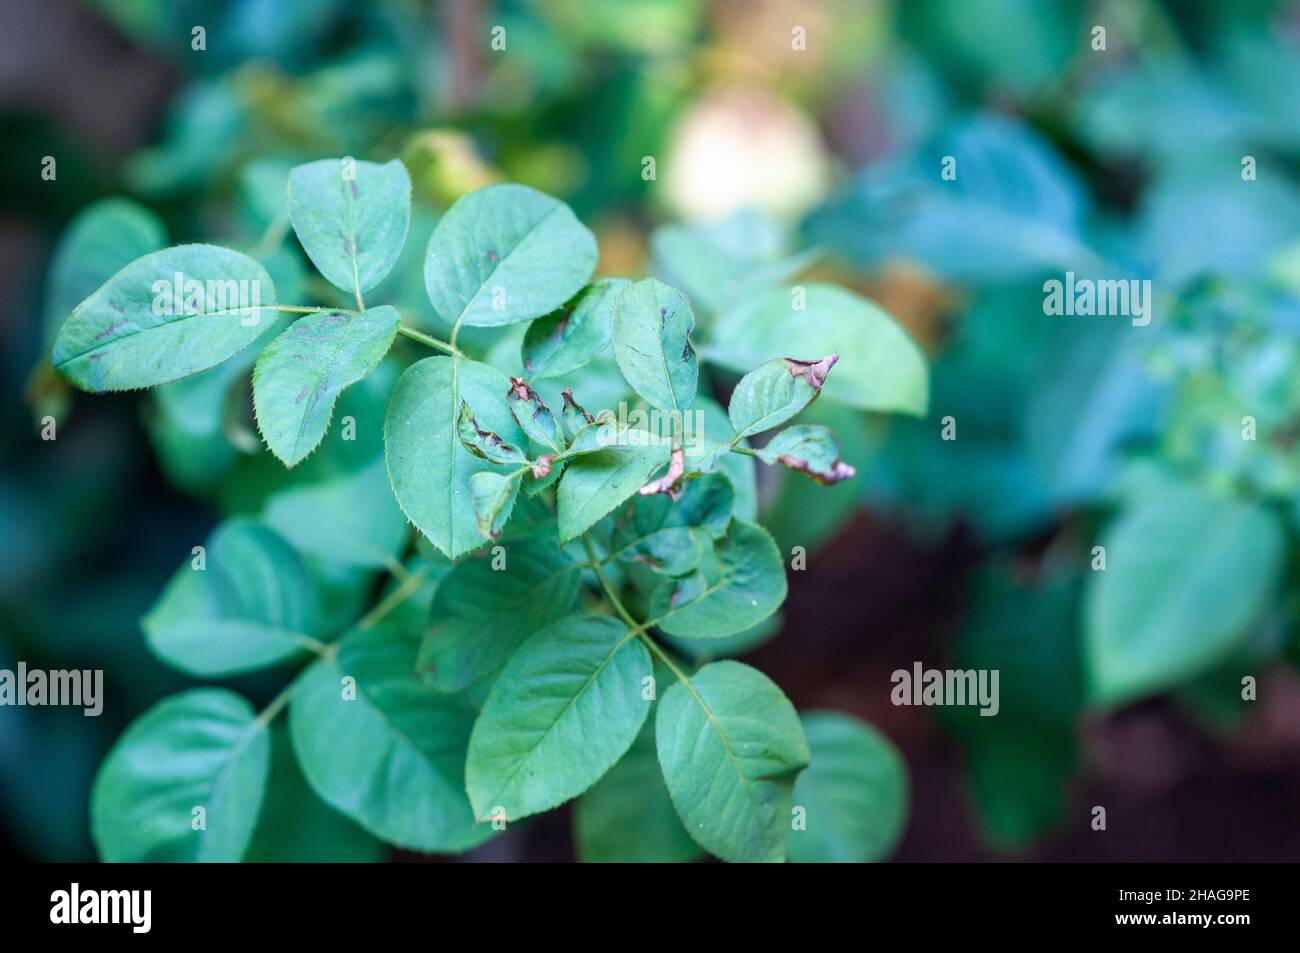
(581, 536, 638, 629)
(398, 324, 465, 358)
(637, 626, 694, 685)
(254, 210, 290, 259)
(381, 553, 410, 582)
(579, 535, 694, 679)
(255, 561, 431, 729)
(275, 305, 355, 315)
(254, 678, 297, 728)
(357, 566, 431, 631)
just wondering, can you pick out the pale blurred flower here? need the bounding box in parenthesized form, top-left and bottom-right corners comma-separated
(663, 86, 831, 221)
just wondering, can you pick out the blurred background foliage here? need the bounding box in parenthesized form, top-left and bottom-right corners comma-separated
(4, 0, 1300, 861)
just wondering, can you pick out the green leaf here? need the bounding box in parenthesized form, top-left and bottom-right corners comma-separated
(385, 356, 527, 559)
(655, 661, 809, 863)
(41, 197, 167, 348)
(618, 472, 735, 551)
(651, 213, 819, 313)
(1084, 485, 1285, 705)
(707, 284, 928, 415)
(506, 377, 562, 451)
(755, 424, 857, 484)
(522, 278, 630, 379)
(143, 519, 322, 677)
(660, 615, 782, 665)
(808, 115, 1089, 285)
(611, 278, 699, 412)
(574, 729, 703, 863)
(457, 399, 528, 466)
(561, 387, 596, 439)
(419, 538, 580, 693)
(945, 566, 1081, 850)
(91, 688, 270, 862)
(245, 727, 384, 863)
(287, 158, 411, 298)
(556, 440, 674, 542)
(423, 183, 596, 328)
(289, 624, 493, 853)
(52, 244, 277, 392)
(465, 614, 652, 821)
(468, 471, 521, 541)
(262, 461, 409, 569)
(727, 355, 836, 437)
(667, 471, 735, 538)
(786, 712, 909, 863)
(253, 305, 400, 467)
(694, 393, 759, 521)
(613, 526, 706, 576)
(651, 520, 786, 640)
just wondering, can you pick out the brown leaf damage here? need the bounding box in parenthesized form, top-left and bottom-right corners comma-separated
(777, 453, 856, 485)
(784, 353, 839, 389)
(639, 448, 686, 499)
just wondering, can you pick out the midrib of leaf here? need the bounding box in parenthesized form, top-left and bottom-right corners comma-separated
(669, 670, 766, 845)
(202, 714, 264, 859)
(211, 539, 313, 648)
(453, 205, 566, 323)
(447, 355, 462, 554)
(478, 625, 639, 817)
(342, 174, 363, 306)
(652, 284, 682, 413)
(169, 619, 326, 657)
(56, 305, 266, 366)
